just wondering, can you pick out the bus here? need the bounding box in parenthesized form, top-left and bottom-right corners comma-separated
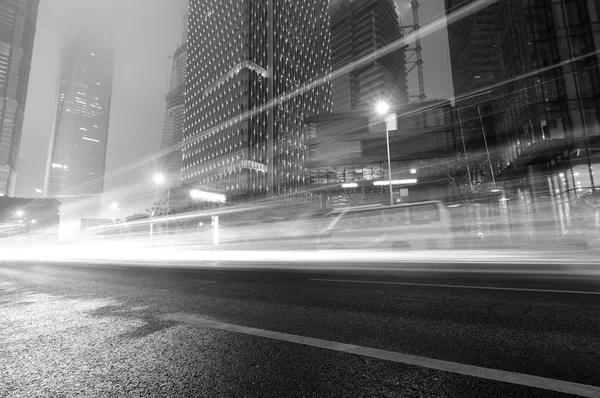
(318, 200, 453, 250)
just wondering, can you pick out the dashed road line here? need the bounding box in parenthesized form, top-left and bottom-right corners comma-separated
(309, 278, 600, 295)
(162, 314, 600, 397)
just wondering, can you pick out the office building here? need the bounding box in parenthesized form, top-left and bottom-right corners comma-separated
(160, 10, 188, 188)
(445, 0, 499, 168)
(183, 0, 332, 197)
(0, 0, 39, 196)
(330, 0, 407, 112)
(44, 30, 114, 214)
(446, 0, 600, 242)
(306, 100, 456, 207)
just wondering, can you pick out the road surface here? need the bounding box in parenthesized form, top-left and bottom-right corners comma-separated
(1, 260, 599, 397)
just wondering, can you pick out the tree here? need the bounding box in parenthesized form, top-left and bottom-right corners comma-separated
(125, 213, 149, 223)
(443, 153, 495, 205)
(146, 199, 171, 218)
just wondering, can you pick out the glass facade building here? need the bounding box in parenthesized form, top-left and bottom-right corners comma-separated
(183, 0, 331, 197)
(330, 0, 407, 112)
(161, 10, 188, 188)
(0, 0, 39, 196)
(44, 31, 114, 208)
(446, 0, 600, 241)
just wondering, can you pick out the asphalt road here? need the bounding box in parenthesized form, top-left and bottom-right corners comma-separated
(1, 261, 599, 397)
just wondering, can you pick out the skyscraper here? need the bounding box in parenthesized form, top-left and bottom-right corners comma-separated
(445, 0, 499, 160)
(183, 0, 331, 197)
(160, 10, 188, 189)
(446, 0, 600, 241)
(0, 0, 39, 196)
(330, 0, 407, 112)
(445, 0, 499, 101)
(44, 30, 114, 209)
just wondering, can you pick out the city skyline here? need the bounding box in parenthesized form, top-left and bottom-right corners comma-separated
(3, 4, 600, 395)
(14, 0, 451, 217)
(13, 0, 185, 215)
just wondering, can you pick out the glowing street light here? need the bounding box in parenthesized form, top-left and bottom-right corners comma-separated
(15, 210, 24, 218)
(110, 202, 119, 210)
(375, 101, 394, 205)
(375, 101, 390, 115)
(152, 173, 169, 202)
(153, 173, 166, 186)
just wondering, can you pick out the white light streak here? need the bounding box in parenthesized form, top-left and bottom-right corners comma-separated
(373, 179, 417, 186)
(190, 189, 226, 203)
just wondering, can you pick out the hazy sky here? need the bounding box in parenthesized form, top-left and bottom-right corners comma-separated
(15, 0, 452, 218)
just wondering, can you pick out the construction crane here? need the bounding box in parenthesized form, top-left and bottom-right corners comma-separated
(404, 0, 426, 102)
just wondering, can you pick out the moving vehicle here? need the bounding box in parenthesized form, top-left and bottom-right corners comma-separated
(318, 200, 453, 250)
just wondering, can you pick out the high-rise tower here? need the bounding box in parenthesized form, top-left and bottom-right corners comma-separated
(44, 30, 114, 210)
(183, 0, 331, 197)
(0, 0, 39, 196)
(446, 0, 600, 241)
(160, 10, 188, 188)
(330, 0, 407, 112)
(445, 0, 499, 156)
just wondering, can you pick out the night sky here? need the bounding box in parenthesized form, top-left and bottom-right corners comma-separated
(15, 0, 452, 218)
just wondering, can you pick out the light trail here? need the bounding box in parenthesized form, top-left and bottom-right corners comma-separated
(1, 239, 599, 277)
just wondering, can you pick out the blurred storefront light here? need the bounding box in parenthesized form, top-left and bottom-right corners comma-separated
(190, 189, 226, 203)
(373, 179, 417, 186)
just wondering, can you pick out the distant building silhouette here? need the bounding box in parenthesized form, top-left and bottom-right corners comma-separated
(160, 10, 188, 189)
(0, 0, 39, 196)
(330, 0, 407, 112)
(44, 30, 114, 217)
(184, 0, 331, 197)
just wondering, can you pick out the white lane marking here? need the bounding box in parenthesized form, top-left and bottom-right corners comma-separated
(162, 314, 600, 397)
(310, 279, 600, 295)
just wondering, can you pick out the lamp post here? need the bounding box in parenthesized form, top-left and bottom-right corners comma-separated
(153, 173, 170, 236)
(376, 101, 394, 206)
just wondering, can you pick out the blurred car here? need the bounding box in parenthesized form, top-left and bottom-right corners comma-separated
(318, 200, 453, 251)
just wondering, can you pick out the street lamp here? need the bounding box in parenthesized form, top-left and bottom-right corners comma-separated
(15, 210, 24, 218)
(152, 173, 170, 236)
(152, 173, 169, 202)
(110, 202, 119, 210)
(153, 173, 165, 186)
(375, 101, 394, 205)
